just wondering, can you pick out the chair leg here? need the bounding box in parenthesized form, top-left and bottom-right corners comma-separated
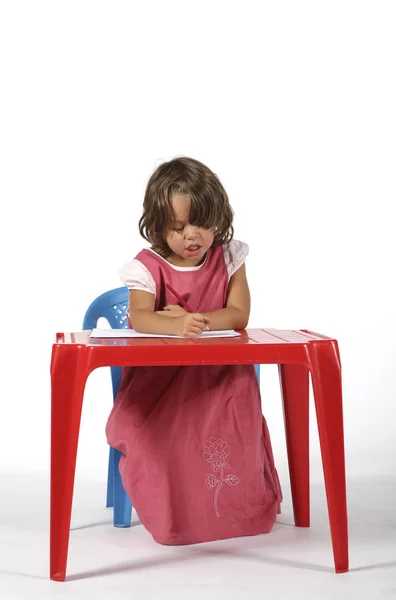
(50, 345, 87, 582)
(106, 446, 114, 507)
(308, 341, 349, 573)
(108, 365, 122, 511)
(254, 364, 260, 385)
(109, 365, 132, 526)
(278, 364, 310, 527)
(113, 448, 133, 527)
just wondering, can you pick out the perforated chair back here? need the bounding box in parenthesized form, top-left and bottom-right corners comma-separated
(83, 286, 129, 331)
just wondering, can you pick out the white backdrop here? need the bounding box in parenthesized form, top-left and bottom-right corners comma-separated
(1, 1, 395, 489)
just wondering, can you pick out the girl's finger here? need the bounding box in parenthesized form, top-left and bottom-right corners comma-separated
(184, 329, 201, 337)
(190, 323, 205, 332)
(191, 314, 206, 324)
(192, 314, 210, 325)
(187, 326, 204, 336)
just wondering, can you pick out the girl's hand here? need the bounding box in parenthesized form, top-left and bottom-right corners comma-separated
(172, 313, 210, 337)
(156, 304, 187, 318)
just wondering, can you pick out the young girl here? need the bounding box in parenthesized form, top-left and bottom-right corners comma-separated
(106, 156, 282, 545)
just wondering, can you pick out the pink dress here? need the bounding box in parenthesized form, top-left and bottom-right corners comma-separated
(105, 242, 282, 545)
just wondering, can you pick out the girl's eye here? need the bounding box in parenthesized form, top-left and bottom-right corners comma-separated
(173, 226, 184, 233)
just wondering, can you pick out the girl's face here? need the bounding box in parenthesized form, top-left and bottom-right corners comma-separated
(164, 194, 215, 266)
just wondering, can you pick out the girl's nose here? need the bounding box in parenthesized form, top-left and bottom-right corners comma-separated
(184, 224, 199, 238)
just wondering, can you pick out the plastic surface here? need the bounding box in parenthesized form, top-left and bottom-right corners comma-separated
(50, 326, 348, 581)
(82, 287, 132, 528)
(82, 286, 130, 330)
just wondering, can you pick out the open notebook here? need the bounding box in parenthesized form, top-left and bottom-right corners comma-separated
(89, 328, 240, 339)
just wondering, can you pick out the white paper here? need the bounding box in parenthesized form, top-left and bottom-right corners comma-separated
(89, 328, 240, 339)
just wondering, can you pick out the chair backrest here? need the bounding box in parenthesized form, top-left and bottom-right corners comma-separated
(82, 286, 129, 330)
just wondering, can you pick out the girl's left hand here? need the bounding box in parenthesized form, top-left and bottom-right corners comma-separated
(156, 304, 187, 318)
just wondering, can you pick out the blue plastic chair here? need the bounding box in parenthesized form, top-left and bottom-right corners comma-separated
(83, 286, 132, 527)
(83, 286, 261, 528)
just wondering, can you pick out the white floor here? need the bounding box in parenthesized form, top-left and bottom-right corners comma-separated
(1, 468, 396, 600)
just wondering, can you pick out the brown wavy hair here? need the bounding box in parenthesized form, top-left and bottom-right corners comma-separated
(139, 156, 234, 257)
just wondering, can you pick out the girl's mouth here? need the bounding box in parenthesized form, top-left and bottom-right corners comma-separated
(185, 245, 201, 256)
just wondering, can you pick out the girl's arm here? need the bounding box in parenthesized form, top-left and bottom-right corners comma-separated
(129, 290, 209, 336)
(202, 264, 250, 330)
(129, 290, 175, 334)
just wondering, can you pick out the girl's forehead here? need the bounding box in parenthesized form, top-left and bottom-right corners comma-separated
(170, 193, 191, 220)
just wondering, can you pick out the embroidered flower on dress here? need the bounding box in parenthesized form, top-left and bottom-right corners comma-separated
(203, 438, 231, 472)
(203, 437, 240, 517)
(205, 474, 216, 490)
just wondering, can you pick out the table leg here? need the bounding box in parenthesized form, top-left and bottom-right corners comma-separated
(308, 341, 349, 573)
(50, 345, 88, 582)
(278, 364, 310, 527)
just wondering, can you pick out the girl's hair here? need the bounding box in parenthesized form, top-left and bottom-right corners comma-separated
(139, 156, 234, 257)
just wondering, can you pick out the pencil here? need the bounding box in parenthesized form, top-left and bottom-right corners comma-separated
(165, 283, 194, 312)
(165, 283, 210, 331)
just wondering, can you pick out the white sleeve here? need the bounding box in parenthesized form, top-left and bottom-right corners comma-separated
(223, 239, 249, 279)
(118, 259, 156, 295)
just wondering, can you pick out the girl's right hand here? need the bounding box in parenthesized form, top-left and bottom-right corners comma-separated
(173, 313, 210, 337)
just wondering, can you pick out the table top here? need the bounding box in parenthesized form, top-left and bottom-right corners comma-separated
(55, 329, 335, 347)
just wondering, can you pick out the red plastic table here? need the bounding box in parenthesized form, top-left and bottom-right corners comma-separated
(50, 328, 348, 581)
